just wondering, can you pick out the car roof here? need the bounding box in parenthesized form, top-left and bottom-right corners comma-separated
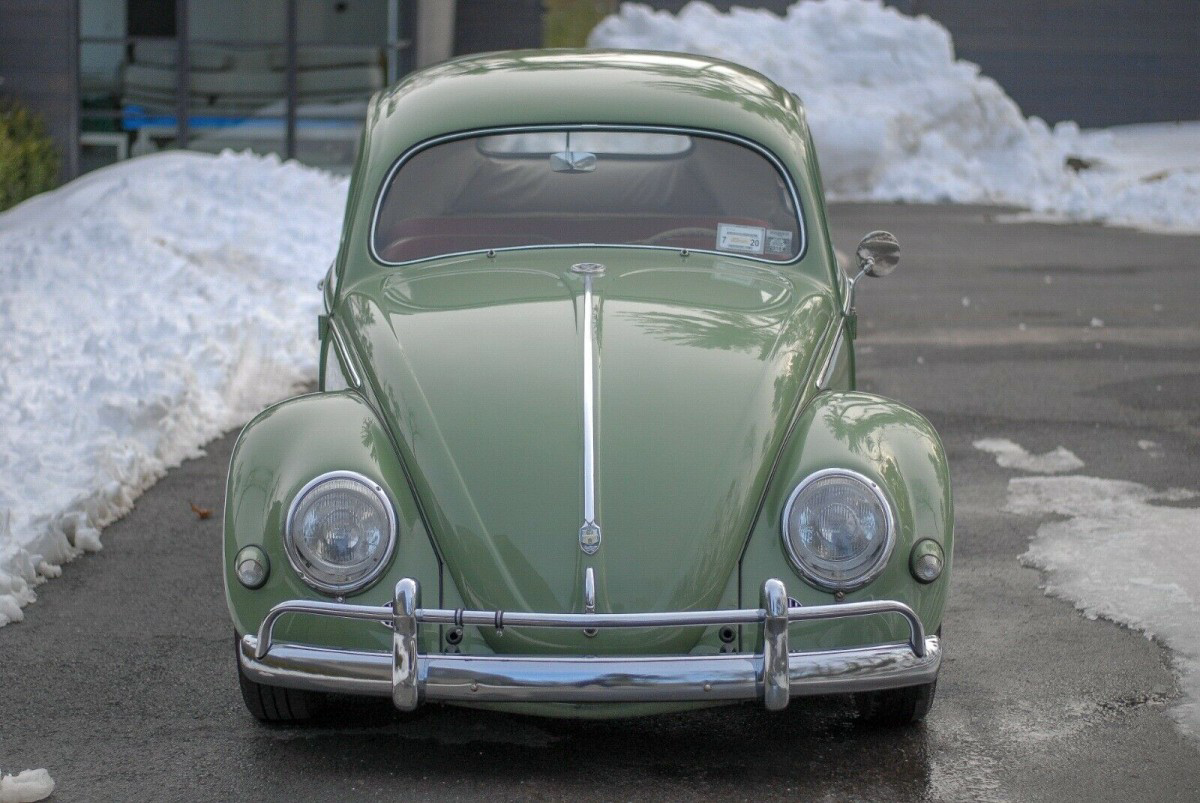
(337, 49, 837, 292)
(360, 49, 812, 177)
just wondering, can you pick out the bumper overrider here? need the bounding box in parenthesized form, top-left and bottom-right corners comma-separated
(239, 578, 941, 712)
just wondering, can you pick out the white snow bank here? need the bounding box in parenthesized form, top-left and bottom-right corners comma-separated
(973, 438, 1084, 474)
(591, 1, 1200, 234)
(1006, 475, 1200, 740)
(0, 151, 347, 625)
(976, 438, 1200, 740)
(1006, 122, 1200, 234)
(0, 769, 54, 803)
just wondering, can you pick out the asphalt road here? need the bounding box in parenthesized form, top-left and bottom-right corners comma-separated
(2, 204, 1199, 801)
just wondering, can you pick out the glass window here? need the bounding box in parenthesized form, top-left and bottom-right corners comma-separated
(373, 130, 802, 264)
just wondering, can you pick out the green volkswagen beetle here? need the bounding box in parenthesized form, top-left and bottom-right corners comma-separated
(225, 49, 952, 726)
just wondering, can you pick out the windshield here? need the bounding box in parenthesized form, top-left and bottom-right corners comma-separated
(372, 129, 803, 264)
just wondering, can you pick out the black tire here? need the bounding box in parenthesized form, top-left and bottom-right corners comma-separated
(235, 636, 317, 723)
(855, 680, 937, 727)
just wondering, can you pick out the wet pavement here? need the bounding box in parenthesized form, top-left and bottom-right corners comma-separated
(2, 203, 1198, 800)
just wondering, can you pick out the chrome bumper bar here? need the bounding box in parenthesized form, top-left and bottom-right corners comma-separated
(240, 578, 941, 711)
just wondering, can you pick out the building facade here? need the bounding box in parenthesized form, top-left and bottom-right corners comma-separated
(1, 0, 1197, 182)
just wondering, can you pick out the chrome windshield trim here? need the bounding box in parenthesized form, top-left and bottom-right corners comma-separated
(328, 317, 363, 389)
(368, 124, 808, 268)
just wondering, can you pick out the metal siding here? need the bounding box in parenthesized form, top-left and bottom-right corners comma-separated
(907, 0, 1200, 125)
(645, 0, 792, 11)
(0, 0, 81, 179)
(453, 0, 542, 54)
(636, 0, 1200, 126)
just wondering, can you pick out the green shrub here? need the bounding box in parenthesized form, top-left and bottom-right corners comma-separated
(0, 98, 60, 212)
(543, 0, 620, 48)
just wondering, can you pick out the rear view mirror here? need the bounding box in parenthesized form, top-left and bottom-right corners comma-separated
(550, 151, 596, 173)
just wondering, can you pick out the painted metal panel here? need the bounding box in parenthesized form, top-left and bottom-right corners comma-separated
(0, 0, 80, 179)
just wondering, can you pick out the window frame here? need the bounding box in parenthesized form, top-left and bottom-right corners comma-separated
(368, 124, 808, 267)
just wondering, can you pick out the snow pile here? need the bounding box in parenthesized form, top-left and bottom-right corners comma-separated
(973, 438, 1084, 474)
(0, 151, 347, 625)
(975, 439, 1200, 740)
(591, 1, 1200, 233)
(0, 769, 54, 803)
(1033, 122, 1200, 234)
(1008, 476, 1200, 739)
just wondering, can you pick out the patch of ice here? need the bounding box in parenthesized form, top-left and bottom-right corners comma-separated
(590, 1, 1200, 234)
(1139, 440, 1164, 457)
(1006, 475, 1200, 740)
(973, 438, 1084, 474)
(0, 769, 55, 803)
(0, 151, 347, 625)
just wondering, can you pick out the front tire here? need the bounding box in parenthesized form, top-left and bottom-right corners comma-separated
(855, 680, 937, 726)
(235, 636, 317, 723)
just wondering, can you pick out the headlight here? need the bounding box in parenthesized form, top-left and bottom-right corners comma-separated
(910, 539, 945, 583)
(781, 469, 895, 591)
(235, 545, 270, 589)
(284, 471, 397, 594)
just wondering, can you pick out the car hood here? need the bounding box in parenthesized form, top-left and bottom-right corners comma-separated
(342, 252, 836, 653)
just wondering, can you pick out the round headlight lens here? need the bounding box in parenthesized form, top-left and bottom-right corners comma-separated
(284, 472, 396, 594)
(782, 470, 895, 591)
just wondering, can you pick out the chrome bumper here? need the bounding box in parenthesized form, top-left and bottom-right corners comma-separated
(239, 578, 941, 711)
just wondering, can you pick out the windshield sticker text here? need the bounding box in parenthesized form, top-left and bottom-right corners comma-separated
(766, 229, 793, 255)
(717, 223, 766, 255)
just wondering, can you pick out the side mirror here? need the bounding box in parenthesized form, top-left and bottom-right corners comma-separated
(843, 230, 900, 319)
(856, 230, 900, 278)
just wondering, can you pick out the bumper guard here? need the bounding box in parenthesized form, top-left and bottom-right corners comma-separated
(239, 578, 941, 711)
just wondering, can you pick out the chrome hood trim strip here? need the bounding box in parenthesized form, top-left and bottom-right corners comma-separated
(575, 264, 603, 554)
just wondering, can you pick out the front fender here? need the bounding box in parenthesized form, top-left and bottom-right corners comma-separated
(223, 391, 441, 653)
(740, 391, 953, 649)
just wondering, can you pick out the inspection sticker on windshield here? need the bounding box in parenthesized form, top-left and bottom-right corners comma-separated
(765, 229, 793, 255)
(717, 223, 765, 255)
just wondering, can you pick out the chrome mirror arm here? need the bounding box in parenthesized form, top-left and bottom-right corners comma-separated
(844, 230, 898, 317)
(844, 263, 870, 316)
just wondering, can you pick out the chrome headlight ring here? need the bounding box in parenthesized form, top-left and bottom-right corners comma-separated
(780, 468, 897, 592)
(283, 470, 397, 595)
